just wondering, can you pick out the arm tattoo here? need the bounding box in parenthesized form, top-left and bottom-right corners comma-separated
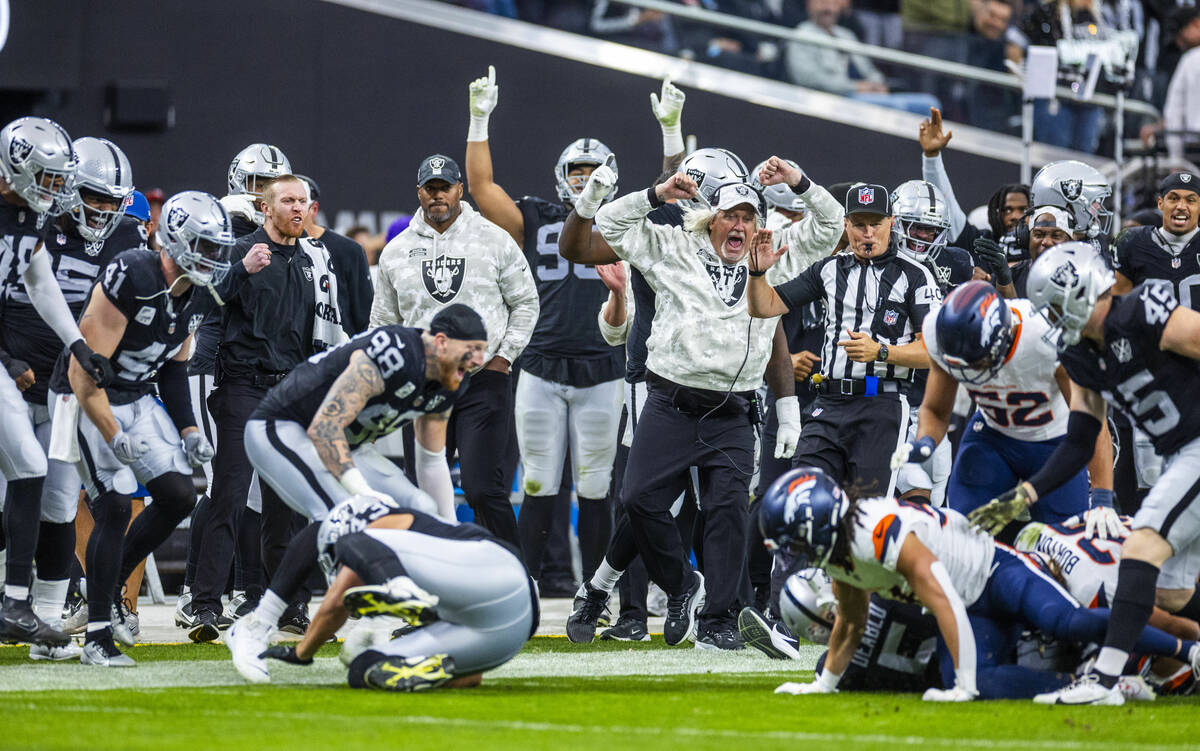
(308, 350, 386, 478)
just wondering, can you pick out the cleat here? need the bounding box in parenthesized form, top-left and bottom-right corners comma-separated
(565, 583, 610, 643)
(1116, 675, 1156, 702)
(1034, 673, 1125, 706)
(0, 596, 70, 646)
(30, 639, 82, 661)
(364, 653, 454, 692)
(600, 617, 650, 642)
(223, 590, 256, 622)
(663, 571, 705, 646)
(188, 610, 221, 643)
(277, 603, 310, 635)
(694, 620, 745, 651)
(174, 588, 198, 629)
(111, 601, 136, 647)
(738, 607, 800, 660)
(343, 577, 440, 626)
(226, 614, 273, 684)
(80, 632, 136, 667)
(62, 598, 88, 635)
(216, 611, 235, 631)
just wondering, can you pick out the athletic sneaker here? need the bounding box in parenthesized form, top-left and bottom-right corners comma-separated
(30, 639, 82, 661)
(600, 616, 650, 642)
(1116, 675, 1156, 702)
(278, 603, 310, 635)
(737, 606, 800, 660)
(174, 587, 197, 629)
(663, 572, 705, 646)
(189, 609, 221, 643)
(111, 600, 139, 646)
(223, 591, 255, 622)
(62, 598, 88, 635)
(694, 620, 744, 651)
(226, 614, 274, 684)
(363, 653, 454, 692)
(647, 583, 668, 618)
(1034, 673, 1125, 706)
(343, 576, 440, 626)
(80, 630, 136, 667)
(565, 583, 611, 643)
(0, 596, 70, 646)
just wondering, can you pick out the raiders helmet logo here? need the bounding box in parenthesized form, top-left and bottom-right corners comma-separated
(1059, 179, 1083, 201)
(302, 266, 314, 281)
(421, 256, 466, 303)
(428, 156, 446, 174)
(858, 187, 875, 204)
(1050, 261, 1079, 289)
(685, 168, 706, 186)
(166, 206, 190, 234)
(704, 262, 747, 306)
(8, 137, 33, 165)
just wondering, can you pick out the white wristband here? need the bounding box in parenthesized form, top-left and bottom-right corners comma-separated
(661, 124, 684, 157)
(816, 668, 841, 692)
(467, 114, 490, 142)
(339, 467, 372, 497)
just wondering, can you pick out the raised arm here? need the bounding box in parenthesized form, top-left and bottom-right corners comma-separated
(650, 77, 686, 173)
(464, 65, 525, 247)
(918, 108, 967, 240)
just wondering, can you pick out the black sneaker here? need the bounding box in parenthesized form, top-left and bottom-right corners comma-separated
(215, 611, 235, 631)
(600, 616, 650, 642)
(278, 602, 310, 635)
(565, 583, 611, 643)
(663, 571, 705, 646)
(188, 609, 220, 643)
(737, 606, 800, 659)
(0, 596, 70, 646)
(694, 619, 745, 651)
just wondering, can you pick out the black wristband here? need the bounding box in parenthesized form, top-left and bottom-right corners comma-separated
(646, 187, 665, 209)
(157, 359, 196, 433)
(1028, 411, 1102, 498)
(791, 175, 812, 195)
(748, 269, 767, 277)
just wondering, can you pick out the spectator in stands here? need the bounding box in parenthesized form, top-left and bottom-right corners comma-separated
(856, 0, 904, 50)
(787, 0, 940, 115)
(677, 1, 784, 76)
(1140, 8, 1200, 155)
(900, 0, 972, 119)
(590, 0, 679, 53)
(965, 0, 1020, 129)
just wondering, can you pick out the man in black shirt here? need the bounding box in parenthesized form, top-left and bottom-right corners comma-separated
(297, 174, 373, 335)
(1112, 171, 1200, 306)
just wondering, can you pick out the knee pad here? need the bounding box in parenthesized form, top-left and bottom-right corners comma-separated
(347, 649, 387, 688)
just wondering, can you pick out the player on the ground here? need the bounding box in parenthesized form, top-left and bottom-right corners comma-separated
(893, 279, 1118, 534)
(972, 241, 1200, 704)
(1113, 172, 1199, 306)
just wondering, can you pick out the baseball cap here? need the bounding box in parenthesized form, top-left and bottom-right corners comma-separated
(1030, 205, 1074, 233)
(845, 183, 890, 216)
(711, 182, 764, 216)
(430, 303, 487, 341)
(417, 154, 462, 187)
(125, 190, 151, 222)
(1158, 171, 1199, 197)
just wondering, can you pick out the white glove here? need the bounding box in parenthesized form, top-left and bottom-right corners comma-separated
(339, 467, 397, 507)
(890, 436, 936, 471)
(182, 431, 215, 467)
(774, 395, 801, 459)
(573, 160, 617, 220)
(1084, 506, 1127, 541)
(649, 78, 685, 156)
(109, 430, 149, 465)
(467, 65, 498, 142)
(922, 685, 978, 702)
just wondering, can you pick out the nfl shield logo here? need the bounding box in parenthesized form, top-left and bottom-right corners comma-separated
(884, 309, 898, 325)
(422, 257, 466, 303)
(858, 187, 875, 204)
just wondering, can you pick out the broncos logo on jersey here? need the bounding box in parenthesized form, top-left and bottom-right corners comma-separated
(421, 256, 465, 303)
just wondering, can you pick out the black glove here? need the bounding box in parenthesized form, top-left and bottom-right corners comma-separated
(69, 339, 114, 387)
(972, 237, 1012, 287)
(0, 348, 31, 381)
(260, 645, 314, 665)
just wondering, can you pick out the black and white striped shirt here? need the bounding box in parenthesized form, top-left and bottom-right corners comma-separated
(774, 245, 941, 382)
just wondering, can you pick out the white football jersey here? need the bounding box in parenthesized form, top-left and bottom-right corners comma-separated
(924, 298, 1068, 442)
(1014, 518, 1127, 608)
(828, 496, 996, 607)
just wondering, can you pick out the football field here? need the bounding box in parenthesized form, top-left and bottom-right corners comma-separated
(3, 635, 1199, 751)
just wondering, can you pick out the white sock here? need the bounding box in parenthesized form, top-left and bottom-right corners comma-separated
(6, 585, 29, 601)
(86, 621, 111, 633)
(589, 559, 622, 593)
(257, 590, 287, 625)
(1094, 646, 1129, 678)
(32, 578, 69, 624)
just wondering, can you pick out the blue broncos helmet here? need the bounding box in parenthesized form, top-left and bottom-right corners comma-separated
(758, 467, 851, 569)
(935, 280, 1015, 385)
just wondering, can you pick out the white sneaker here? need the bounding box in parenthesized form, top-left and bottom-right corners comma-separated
(61, 599, 88, 635)
(1116, 675, 1156, 702)
(110, 603, 136, 647)
(80, 637, 136, 667)
(226, 614, 273, 684)
(1034, 673, 1125, 706)
(175, 587, 197, 629)
(30, 640, 82, 661)
(647, 583, 668, 618)
(340, 624, 385, 667)
(223, 590, 252, 621)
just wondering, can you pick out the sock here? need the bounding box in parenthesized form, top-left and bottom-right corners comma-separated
(32, 577, 69, 625)
(577, 497, 612, 583)
(257, 590, 287, 625)
(516, 495, 556, 578)
(35, 521, 75, 581)
(84, 622, 111, 643)
(85, 491, 132, 628)
(589, 558, 623, 593)
(262, 522, 320, 605)
(1095, 559, 1160, 685)
(6, 585, 29, 601)
(1172, 588, 1200, 623)
(337, 532, 407, 585)
(3, 476, 46, 590)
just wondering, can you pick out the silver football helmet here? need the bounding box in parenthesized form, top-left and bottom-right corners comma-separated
(1030, 160, 1112, 239)
(1026, 241, 1115, 349)
(779, 569, 837, 646)
(226, 143, 291, 223)
(751, 158, 805, 212)
(0, 117, 77, 219)
(156, 191, 235, 289)
(891, 179, 951, 263)
(678, 147, 748, 208)
(554, 138, 617, 204)
(67, 137, 134, 243)
(316, 494, 404, 581)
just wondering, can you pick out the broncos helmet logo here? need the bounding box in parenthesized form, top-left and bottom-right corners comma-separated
(1059, 179, 1083, 201)
(8, 137, 33, 165)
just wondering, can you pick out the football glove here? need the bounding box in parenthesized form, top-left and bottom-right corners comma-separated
(70, 339, 114, 387)
(109, 430, 149, 465)
(968, 483, 1034, 536)
(1084, 490, 1126, 540)
(649, 78, 685, 155)
(922, 685, 978, 702)
(182, 431, 215, 468)
(890, 436, 936, 471)
(467, 65, 498, 141)
(972, 237, 1012, 287)
(775, 672, 838, 694)
(774, 396, 801, 459)
(260, 645, 313, 665)
(573, 159, 617, 220)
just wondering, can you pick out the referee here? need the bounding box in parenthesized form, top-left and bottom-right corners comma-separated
(748, 184, 941, 497)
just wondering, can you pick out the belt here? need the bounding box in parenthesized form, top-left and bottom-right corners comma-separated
(221, 372, 289, 388)
(813, 376, 903, 396)
(646, 371, 755, 417)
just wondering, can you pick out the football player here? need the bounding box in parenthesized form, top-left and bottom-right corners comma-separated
(464, 66, 624, 589)
(973, 241, 1200, 704)
(0, 117, 112, 647)
(893, 280, 1118, 534)
(760, 467, 1200, 702)
(1028, 160, 1113, 249)
(228, 496, 535, 691)
(51, 191, 232, 665)
(1112, 172, 1200, 306)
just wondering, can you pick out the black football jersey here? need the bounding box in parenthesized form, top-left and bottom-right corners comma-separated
(1114, 226, 1200, 309)
(1059, 281, 1200, 456)
(0, 198, 43, 306)
(517, 197, 622, 388)
(252, 325, 461, 449)
(819, 594, 940, 692)
(0, 215, 144, 403)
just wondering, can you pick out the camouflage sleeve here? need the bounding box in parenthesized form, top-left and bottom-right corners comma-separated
(769, 182, 845, 282)
(494, 233, 540, 365)
(368, 244, 404, 328)
(595, 189, 669, 271)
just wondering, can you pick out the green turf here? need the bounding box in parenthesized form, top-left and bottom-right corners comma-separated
(2, 638, 1198, 751)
